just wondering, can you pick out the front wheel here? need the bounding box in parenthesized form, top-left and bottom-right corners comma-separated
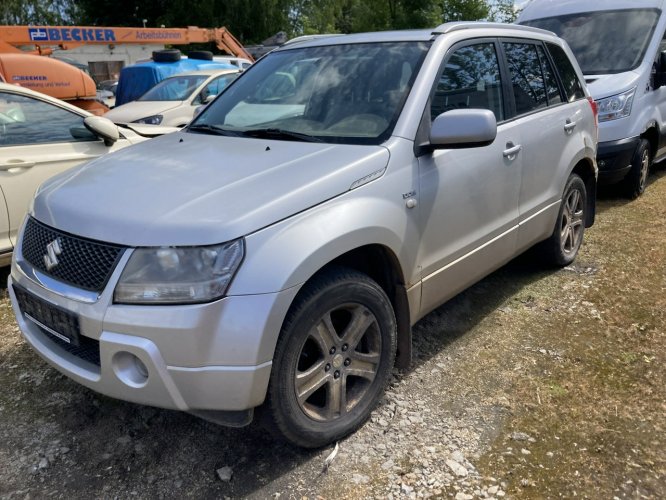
(263, 268, 397, 448)
(541, 174, 587, 267)
(623, 138, 651, 199)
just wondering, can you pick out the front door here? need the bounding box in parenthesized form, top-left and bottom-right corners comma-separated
(417, 40, 523, 316)
(0, 90, 124, 246)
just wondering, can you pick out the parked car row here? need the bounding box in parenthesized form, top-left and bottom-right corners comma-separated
(0, 83, 177, 267)
(4, 0, 664, 449)
(105, 69, 240, 127)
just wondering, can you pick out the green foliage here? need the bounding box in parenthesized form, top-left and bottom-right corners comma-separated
(441, 0, 489, 22)
(488, 0, 519, 23)
(7, 0, 518, 42)
(0, 0, 79, 24)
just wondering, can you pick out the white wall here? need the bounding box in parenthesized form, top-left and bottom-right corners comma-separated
(51, 44, 165, 68)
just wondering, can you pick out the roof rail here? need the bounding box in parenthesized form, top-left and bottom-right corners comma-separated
(282, 34, 344, 46)
(432, 22, 556, 37)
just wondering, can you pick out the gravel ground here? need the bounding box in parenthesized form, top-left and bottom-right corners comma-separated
(1, 166, 664, 499)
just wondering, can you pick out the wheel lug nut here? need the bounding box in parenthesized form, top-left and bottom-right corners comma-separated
(325, 363, 331, 372)
(334, 370, 340, 379)
(344, 358, 351, 366)
(329, 347, 336, 355)
(341, 344, 348, 352)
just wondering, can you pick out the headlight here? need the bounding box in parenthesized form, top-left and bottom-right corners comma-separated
(596, 88, 635, 122)
(132, 114, 163, 125)
(114, 239, 244, 304)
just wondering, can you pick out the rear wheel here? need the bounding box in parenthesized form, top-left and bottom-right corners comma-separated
(541, 174, 587, 267)
(623, 138, 651, 199)
(264, 268, 396, 448)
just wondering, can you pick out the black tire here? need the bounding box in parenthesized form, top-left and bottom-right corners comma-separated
(263, 267, 397, 448)
(623, 138, 651, 199)
(152, 49, 181, 63)
(541, 174, 587, 267)
(188, 50, 213, 61)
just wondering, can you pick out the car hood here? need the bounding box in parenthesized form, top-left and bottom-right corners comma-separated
(32, 132, 390, 247)
(119, 123, 180, 139)
(585, 71, 642, 100)
(104, 100, 184, 123)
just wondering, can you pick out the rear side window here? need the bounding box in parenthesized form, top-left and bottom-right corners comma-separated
(503, 42, 548, 115)
(547, 43, 585, 102)
(432, 43, 504, 122)
(537, 45, 563, 106)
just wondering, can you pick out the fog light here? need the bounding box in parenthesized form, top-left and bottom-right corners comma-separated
(112, 352, 149, 387)
(598, 160, 606, 168)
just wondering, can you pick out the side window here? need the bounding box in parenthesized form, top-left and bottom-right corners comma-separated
(198, 74, 236, 104)
(0, 92, 96, 147)
(547, 43, 585, 102)
(537, 45, 563, 105)
(503, 42, 547, 115)
(432, 43, 504, 122)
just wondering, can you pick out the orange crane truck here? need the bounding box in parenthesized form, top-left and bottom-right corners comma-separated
(0, 26, 253, 115)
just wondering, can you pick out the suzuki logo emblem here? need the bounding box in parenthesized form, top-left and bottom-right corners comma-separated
(44, 238, 63, 271)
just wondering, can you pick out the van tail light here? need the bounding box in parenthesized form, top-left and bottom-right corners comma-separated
(588, 96, 599, 132)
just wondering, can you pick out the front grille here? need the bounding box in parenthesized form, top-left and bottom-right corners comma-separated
(36, 327, 101, 366)
(13, 285, 101, 367)
(21, 217, 125, 292)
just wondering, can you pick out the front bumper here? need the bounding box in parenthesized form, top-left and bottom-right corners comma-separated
(9, 247, 298, 413)
(596, 136, 640, 185)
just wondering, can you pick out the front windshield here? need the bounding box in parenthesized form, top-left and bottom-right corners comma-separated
(139, 74, 208, 101)
(190, 42, 430, 144)
(522, 9, 660, 74)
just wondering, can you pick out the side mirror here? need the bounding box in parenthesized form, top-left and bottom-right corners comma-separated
(656, 51, 666, 89)
(429, 109, 497, 149)
(193, 105, 206, 118)
(204, 94, 216, 104)
(84, 116, 120, 146)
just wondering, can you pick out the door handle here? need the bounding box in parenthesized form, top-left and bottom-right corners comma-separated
(0, 159, 36, 171)
(503, 142, 522, 159)
(564, 120, 577, 133)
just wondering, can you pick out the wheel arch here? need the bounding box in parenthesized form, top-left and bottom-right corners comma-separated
(233, 197, 420, 370)
(312, 244, 412, 370)
(641, 122, 659, 159)
(571, 157, 597, 227)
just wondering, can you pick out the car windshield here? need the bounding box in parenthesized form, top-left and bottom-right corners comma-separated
(190, 42, 430, 145)
(522, 9, 660, 74)
(139, 74, 209, 101)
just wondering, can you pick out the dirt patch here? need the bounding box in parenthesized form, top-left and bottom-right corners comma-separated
(0, 166, 665, 499)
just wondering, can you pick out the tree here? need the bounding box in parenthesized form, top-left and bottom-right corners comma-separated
(0, 0, 79, 25)
(488, 0, 518, 23)
(440, 0, 489, 22)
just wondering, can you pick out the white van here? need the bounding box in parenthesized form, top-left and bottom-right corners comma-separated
(519, 0, 666, 198)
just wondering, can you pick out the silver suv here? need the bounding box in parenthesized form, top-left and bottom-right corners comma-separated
(9, 23, 597, 448)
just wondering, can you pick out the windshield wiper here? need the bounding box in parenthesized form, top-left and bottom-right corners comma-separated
(241, 128, 323, 143)
(187, 124, 244, 137)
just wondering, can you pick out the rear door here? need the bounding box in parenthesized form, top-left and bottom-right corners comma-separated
(501, 39, 589, 250)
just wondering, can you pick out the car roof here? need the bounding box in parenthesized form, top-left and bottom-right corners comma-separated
(164, 69, 240, 78)
(275, 22, 561, 51)
(0, 82, 89, 116)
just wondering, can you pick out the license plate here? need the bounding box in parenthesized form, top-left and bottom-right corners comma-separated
(13, 285, 81, 347)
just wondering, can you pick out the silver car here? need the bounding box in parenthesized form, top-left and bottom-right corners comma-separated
(8, 23, 597, 448)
